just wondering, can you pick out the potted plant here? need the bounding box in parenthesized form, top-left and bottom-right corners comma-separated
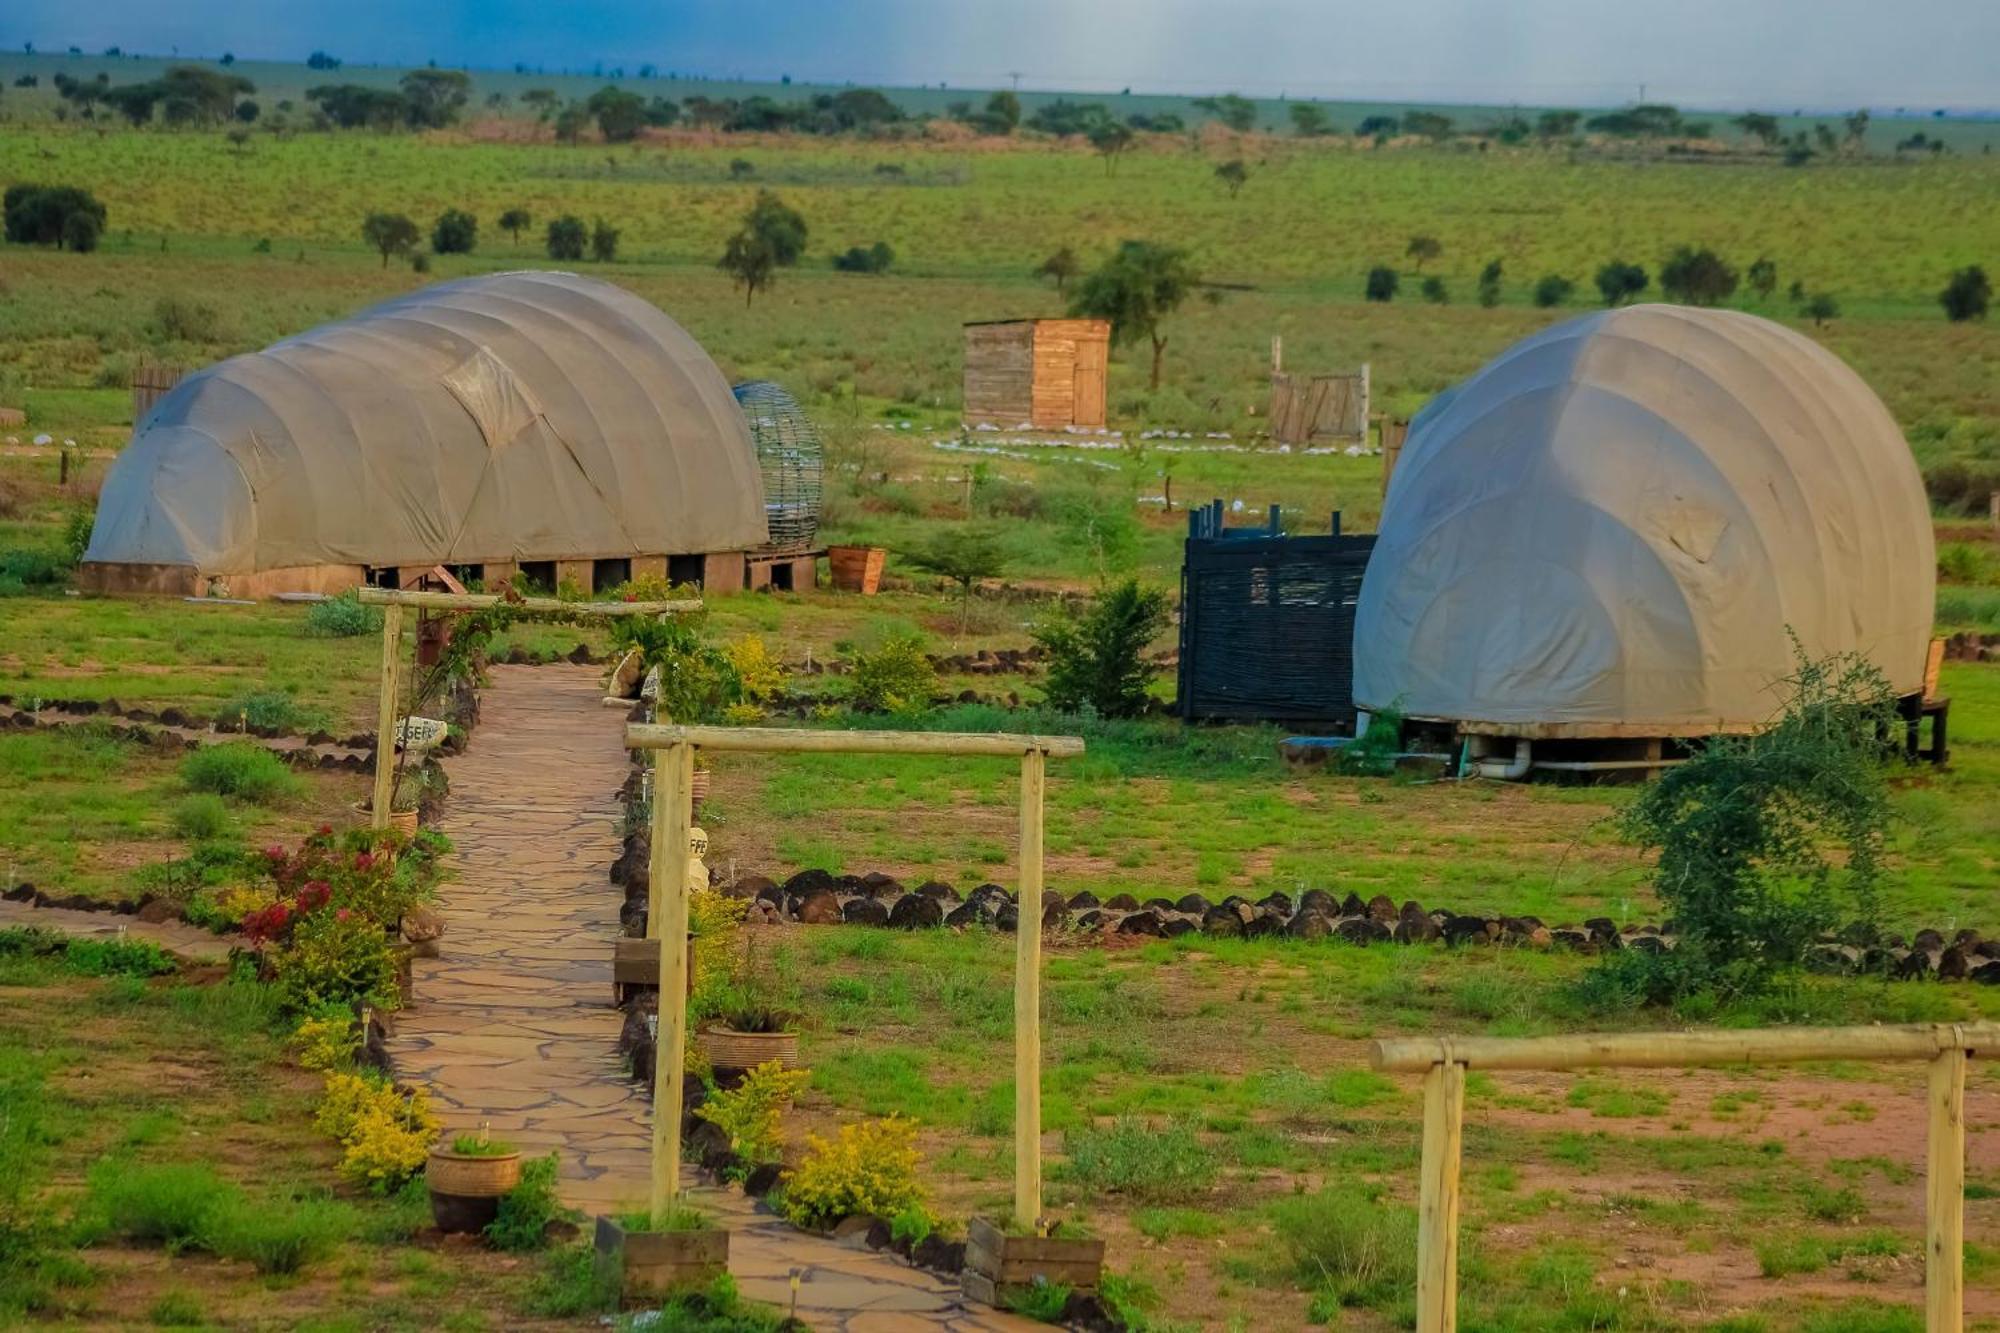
(694, 941, 799, 1073)
(826, 544, 887, 595)
(594, 1202, 728, 1303)
(427, 1129, 523, 1233)
(962, 1214, 1104, 1309)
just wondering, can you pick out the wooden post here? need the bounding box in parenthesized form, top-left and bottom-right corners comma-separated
(1358, 362, 1371, 443)
(1415, 1059, 1465, 1333)
(1927, 1044, 1966, 1332)
(649, 740, 694, 1216)
(370, 602, 403, 829)
(1270, 334, 1282, 374)
(1014, 747, 1046, 1229)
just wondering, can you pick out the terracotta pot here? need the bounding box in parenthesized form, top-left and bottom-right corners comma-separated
(690, 768, 710, 813)
(427, 1148, 522, 1233)
(697, 1025, 799, 1072)
(827, 545, 886, 595)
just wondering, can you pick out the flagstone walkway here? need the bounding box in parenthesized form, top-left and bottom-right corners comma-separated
(386, 664, 1036, 1331)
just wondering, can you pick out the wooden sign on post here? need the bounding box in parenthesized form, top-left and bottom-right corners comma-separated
(626, 723, 1085, 1228)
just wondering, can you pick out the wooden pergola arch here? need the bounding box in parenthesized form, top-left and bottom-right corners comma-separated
(355, 586, 699, 828)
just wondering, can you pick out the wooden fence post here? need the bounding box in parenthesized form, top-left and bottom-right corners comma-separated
(370, 602, 403, 830)
(1415, 1058, 1466, 1333)
(650, 740, 694, 1216)
(1927, 1043, 1966, 1332)
(1014, 747, 1046, 1228)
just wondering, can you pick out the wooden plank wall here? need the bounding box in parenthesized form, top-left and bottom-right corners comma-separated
(963, 322, 1036, 425)
(131, 364, 190, 424)
(1029, 319, 1110, 429)
(1269, 370, 1368, 445)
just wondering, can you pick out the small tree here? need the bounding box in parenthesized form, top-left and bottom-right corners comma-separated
(1746, 256, 1777, 300)
(1733, 112, 1782, 147)
(1940, 266, 1991, 322)
(1405, 235, 1442, 271)
(60, 210, 101, 253)
(1088, 121, 1134, 173)
(361, 212, 418, 267)
(1213, 159, 1248, 198)
(1595, 259, 1649, 306)
(498, 207, 531, 244)
(590, 218, 620, 262)
(545, 214, 586, 261)
(1600, 648, 1896, 1006)
(1800, 292, 1839, 326)
(1420, 275, 1449, 304)
(431, 208, 477, 255)
(832, 241, 893, 274)
(1364, 265, 1399, 302)
(1289, 103, 1332, 137)
(1659, 246, 1738, 305)
(586, 86, 646, 143)
(1192, 92, 1257, 132)
(718, 191, 808, 306)
(1532, 273, 1574, 308)
(1034, 579, 1171, 717)
(907, 526, 1011, 632)
(1068, 240, 1199, 390)
(1476, 259, 1504, 308)
(1035, 247, 1079, 295)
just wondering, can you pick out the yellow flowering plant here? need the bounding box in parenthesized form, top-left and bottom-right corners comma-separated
(314, 1071, 438, 1192)
(290, 1014, 361, 1071)
(693, 1060, 810, 1172)
(780, 1116, 930, 1230)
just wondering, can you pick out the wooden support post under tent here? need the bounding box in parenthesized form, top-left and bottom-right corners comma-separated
(1372, 1022, 1999, 1333)
(357, 586, 698, 830)
(625, 722, 1084, 1225)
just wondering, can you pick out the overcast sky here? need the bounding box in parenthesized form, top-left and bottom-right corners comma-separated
(8, 0, 1997, 111)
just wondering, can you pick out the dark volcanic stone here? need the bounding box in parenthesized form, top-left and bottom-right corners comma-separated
(1366, 894, 1399, 924)
(784, 868, 838, 896)
(916, 880, 961, 903)
(797, 889, 843, 925)
(1104, 893, 1141, 912)
(994, 903, 1020, 932)
(911, 1235, 965, 1273)
(1074, 910, 1106, 930)
(743, 1162, 783, 1197)
(1257, 892, 1294, 916)
(1040, 893, 1070, 928)
(889, 893, 945, 929)
(1442, 914, 1494, 945)
(1117, 910, 1165, 937)
(1068, 890, 1100, 909)
(860, 871, 903, 898)
(1298, 889, 1337, 917)
(842, 897, 890, 926)
(1287, 910, 1332, 940)
(944, 901, 984, 929)
(1393, 913, 1442, 945)
(1242, 912, 1280, 939)
(1144, 896, 1178, 912)
(1161, 918, 1196, 938)
(1176, 893, 1210, 914)
(1334, 917, 1391, 945)
(735, 874, 778, 902)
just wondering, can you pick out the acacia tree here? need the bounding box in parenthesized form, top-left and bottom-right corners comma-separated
(1405, 234, 1442, 271)
(1940, 266, 1991, 322)
(908, 526, 1011, 633)
(1069, 240, 1199, 390)
(1034, 246, 1079, 295)
(498, 207, 531, 244)
(1595, 259, 1649, 306)
(361, 211, 419, 267)
(718, 191, 808, 305)
(1213, 159, 1248, 198)
(1659, 246, 1738, 305)
(1089, 120, 1134, 174)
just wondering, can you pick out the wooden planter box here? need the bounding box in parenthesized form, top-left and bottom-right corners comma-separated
(696, 1025, 799, 1073)
(827, 545, 886, 595)
(595, 1214, 729, 1303)
(962, 1215, 1104, 1306)
(612, 937, 695, 1006)
(427, 1148, 522, 1233)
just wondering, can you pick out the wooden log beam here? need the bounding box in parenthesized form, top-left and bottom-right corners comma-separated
(1927, 1046, 1967, 1331)
(1372, 1022, 2000, 1074)
(1014, 747, 1045, 1229)
(356, 586, 700, 616)
(369, 602, 403, 829)
(649, 741, 694, 1217)
(625, 723, 1085, 759)
(1414, 1059, 1465, 1333)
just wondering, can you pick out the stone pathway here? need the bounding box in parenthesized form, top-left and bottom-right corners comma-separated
(386, 664, 1036, 1330)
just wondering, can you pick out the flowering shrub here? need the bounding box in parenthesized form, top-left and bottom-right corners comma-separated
(694, 1060, 810, 1171)
(723, 635, 788, 718)
(290, 1014, 361, 1071)
(315, 1072, 437, 1192)
(780, 1116, 929, 1230)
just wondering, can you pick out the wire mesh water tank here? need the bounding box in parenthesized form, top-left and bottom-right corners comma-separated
(731, 380, 824, 551)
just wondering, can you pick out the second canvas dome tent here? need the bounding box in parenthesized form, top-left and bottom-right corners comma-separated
(1352, 304, 1935, 767)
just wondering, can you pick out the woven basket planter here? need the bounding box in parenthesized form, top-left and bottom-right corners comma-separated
(427, 1148, 522, 1233)
(352, 802, 419, 836)
(697, 1025, 799, 1073)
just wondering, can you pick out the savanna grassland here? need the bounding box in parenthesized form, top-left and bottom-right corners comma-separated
(3, 65, 2000, 1333)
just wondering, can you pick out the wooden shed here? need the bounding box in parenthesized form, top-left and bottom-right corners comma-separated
(962, 318, 1110, 430)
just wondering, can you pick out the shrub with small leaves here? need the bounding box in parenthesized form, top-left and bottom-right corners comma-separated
(290, 1013, 361, 1071)
(1034, 578, 1171, 718)
(780, 1117, 928, 1230)
(303, 590, 382, 638)
(314, 1072, 437, 1192)
(694, 1060, 811, 1170)
(485, 1153, 565, 1251)
(848, 632, 937, 714)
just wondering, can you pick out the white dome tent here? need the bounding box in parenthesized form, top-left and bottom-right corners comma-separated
(1352, 305, 1934, 750)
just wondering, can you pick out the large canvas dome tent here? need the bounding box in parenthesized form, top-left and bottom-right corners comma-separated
(1353, 305, 1934, 742)
(82, 271, 768, 598)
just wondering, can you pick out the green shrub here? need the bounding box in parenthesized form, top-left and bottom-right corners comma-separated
(0, 546, 69, 595)
(219, 689, 321, 733)
(148, 1290, 205, 1326)
(62, 937, 176, 978)
(1004, 1280, 1072, 1320)
(1059, 1117, 1217, 1203)
(88, 1161, 239, 1247)
(485, 1153, 566, 1252)
(1035, 579, 1171, 718)
(171, 794, 232, 841)
(1937, 541, 1997, 584)
(525, 1242, 621, 1318)
(302, 590, 382, 638)
(180, 743, 303, 803)
(273, 909, 401, 1014)
(848, 631, 937, 713)
(1272, 1186, 1418, 1310)
(1337, 705, 1405, 776)
(200, 1193, 353, 1273)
